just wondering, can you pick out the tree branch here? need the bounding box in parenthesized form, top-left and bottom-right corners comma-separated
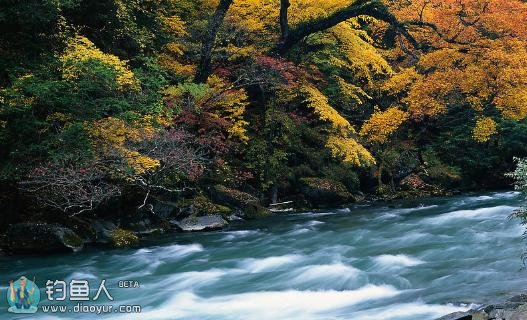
(275, 0, 418, 55)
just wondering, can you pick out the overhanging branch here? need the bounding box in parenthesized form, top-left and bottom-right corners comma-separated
(275, 0, 418, 55)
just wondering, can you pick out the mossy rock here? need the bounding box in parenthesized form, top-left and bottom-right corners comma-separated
(63, 232, 84, 249)
(110, 228, 139, 248)
(242, 205, 271, 219)
(299, 177, 352, 207)
(211, 185, 270, 219)
(212, 185, 259, 205)
(176, 195, 232, 217)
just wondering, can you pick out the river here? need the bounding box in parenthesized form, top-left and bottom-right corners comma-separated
(1, 191, 526, 319)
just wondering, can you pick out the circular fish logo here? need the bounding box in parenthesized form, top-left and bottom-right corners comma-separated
(7, 276, 40, 314)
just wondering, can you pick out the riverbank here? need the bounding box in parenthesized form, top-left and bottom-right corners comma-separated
(0, 177, 459, 255)
(0, 168, 455, 254)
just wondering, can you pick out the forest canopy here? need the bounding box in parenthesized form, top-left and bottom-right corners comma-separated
(1, 0, 527, 217)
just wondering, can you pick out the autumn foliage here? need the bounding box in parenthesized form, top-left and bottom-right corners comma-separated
(1, 0, 527, 215)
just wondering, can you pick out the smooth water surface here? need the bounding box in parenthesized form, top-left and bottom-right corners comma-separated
(1, 191, 526, 319)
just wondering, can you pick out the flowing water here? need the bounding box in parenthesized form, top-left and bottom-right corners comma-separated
(1, 191, 527, 319)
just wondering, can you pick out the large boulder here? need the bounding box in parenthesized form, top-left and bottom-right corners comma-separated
(5, 223, 83, 254)
(299, 177, 352, 207)
(171, 214, 228, 232)
(211, 185, 270, 219)
(175, 195, 231, 217)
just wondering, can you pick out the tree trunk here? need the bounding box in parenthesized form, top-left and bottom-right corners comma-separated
(278, 0, 291, 50)
(377, 163, 383, 187)
(194, 0, 233, 84)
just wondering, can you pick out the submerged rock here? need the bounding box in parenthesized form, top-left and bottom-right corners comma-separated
(5, 223, 83, 254)
(171, 214, 228, 232)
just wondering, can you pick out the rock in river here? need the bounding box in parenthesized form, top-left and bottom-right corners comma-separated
(172, 214, 228, 232)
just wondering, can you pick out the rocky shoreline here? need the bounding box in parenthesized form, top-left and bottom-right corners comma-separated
(0, 161, 463, 255)
(437, 294, 527, 320)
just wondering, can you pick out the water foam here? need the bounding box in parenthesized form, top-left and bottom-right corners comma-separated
(134, 243, 204, 258)
(288, 228, 311, 235)
(373, 254, 424, 268)
(128, 243, 205, 274)
(240, 254, 303, 273)
(163, 269, 227, 290)
(222, 230, 260, 240)
(425, 205, 517, 224)
(122, 285, 400, 320)
(289, 263, 361, 284)
(399, 205, 439, 213)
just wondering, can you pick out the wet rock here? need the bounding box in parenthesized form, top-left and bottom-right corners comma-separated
(352, 191, 366, 203)
(91, 220, 118, 244)
(508, 294, 527, 303)
(211, 185, 270, 219)
(136, 228, 165, 237)
(151, 200, 177, 218)
(472, 312, 489, 320)
(171, 214, 228, 232)
(5, 223, 83, 253)
(435, 311, 473, 320)
(299, 177, 352, 207)
(510, 304, 527, 320)
(436, 296, 527, 320)
(269, 201, 294, 213)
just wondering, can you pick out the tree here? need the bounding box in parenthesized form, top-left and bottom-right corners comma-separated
(194, 0, 234, 83)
